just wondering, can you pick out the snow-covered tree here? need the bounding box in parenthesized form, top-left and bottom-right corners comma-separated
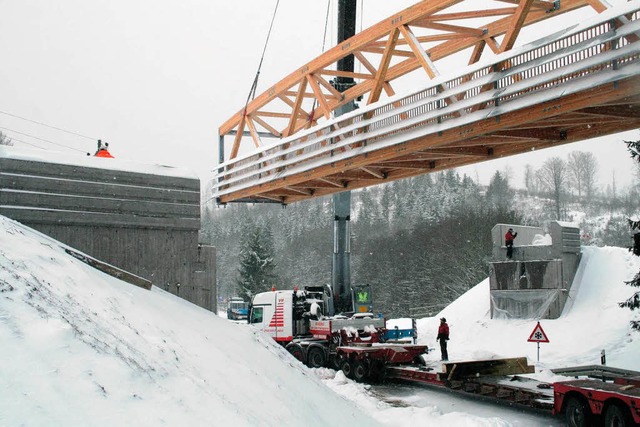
(236, 225, 277, 302)
(0, 131, 13, 146)
(619, 139, 640, 330)
(486, 171, 514, 212)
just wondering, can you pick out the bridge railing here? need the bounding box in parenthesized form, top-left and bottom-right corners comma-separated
(213, 5, 640, 202)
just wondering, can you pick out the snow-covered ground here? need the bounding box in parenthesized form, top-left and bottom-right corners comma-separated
(1, 214, 639, 426)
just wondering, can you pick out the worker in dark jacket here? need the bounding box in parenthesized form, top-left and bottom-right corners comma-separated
(437, 317, 449, 361)
(505, 228, 518, 259)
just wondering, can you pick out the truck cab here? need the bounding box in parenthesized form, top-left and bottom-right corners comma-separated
(248, 286, 333, 343)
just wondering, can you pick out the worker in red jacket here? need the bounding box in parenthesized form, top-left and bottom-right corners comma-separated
(505, 228, 518, 259)
(437, 317, 449, 361)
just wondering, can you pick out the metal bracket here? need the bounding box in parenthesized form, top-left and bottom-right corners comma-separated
(547, 1, 560, 13)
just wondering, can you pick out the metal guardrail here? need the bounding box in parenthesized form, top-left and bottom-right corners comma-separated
(213, 5, 640, 201)
(551, 365, 640, 382)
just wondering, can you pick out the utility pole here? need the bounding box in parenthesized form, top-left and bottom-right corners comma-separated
(332, 0, 357, 314)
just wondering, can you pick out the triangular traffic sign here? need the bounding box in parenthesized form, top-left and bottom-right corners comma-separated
(527, 321, 550, 343)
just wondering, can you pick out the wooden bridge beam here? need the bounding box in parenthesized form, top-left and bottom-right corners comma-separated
(219, 0, 597, 148)
(218, 73, 640, 204)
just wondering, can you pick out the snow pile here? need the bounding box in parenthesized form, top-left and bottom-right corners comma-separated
(415, 246, 640, 372)
(0, 215, 378, 427)
(1, 213, 639, 426)
(531, 233, 552, 246)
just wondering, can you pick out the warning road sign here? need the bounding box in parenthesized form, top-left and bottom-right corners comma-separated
(527, 321, 550, 343)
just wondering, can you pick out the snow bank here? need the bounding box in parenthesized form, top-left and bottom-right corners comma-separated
(416, 246, 640, 371)
(0, 215, 378, 427)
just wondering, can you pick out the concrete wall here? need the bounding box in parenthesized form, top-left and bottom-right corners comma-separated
(0, 148, 216, 312)
(489, 222, 580, 319)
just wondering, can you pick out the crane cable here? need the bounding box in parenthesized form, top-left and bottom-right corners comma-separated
(243, 0, 280, 114)
(310, 0, 333, 121)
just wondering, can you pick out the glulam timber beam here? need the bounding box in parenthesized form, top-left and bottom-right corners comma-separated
(219, 0, 601, 155)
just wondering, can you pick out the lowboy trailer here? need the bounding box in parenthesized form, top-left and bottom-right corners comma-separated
(387, 360, 640, 427)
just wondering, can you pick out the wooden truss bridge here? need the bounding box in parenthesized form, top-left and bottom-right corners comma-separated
(214, 1, 640, 204)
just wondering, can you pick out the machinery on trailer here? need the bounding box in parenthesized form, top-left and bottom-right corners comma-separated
(248, 284, 428, 377)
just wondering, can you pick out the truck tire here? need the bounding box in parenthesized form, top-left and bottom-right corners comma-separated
(306, 346, 326, 368)
(352, 360, 369, 383)
(285, 343, 305, 363)
(604, 403, 632, 427)
(565, 396, 591, 427)
(341, 360, 354, 379)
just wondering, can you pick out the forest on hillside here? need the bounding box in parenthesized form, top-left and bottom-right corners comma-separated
(201, 149, 640, 318)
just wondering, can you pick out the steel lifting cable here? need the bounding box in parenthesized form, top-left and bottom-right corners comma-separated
(243, 0, 281, 114)
(310, 0, 333, 122)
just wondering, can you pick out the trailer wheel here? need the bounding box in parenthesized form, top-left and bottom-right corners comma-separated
(604, 403, 632, 427)
(285, 343, 305, 363)
(341, 360, 354, 379)
(565, 396, 592, 427)
(329, 355, 342, 371)
(368, 360, 386, 383)
(352, 360, 369, 383)
(306, 346, 326, 368)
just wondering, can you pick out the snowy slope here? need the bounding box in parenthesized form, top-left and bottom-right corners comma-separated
(0, 215, 379, 427)
(2, 212, 639, 426)
(415, 246, 640, 372)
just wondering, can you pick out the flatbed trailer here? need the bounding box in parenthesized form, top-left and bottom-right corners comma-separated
(385, 360, 640, 426)
(336, 344, 429, 382)
(386, 358, 554, 409)
(388, 366, 555, 409)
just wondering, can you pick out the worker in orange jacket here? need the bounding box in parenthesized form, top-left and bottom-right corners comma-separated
(94, 140, 114, 158)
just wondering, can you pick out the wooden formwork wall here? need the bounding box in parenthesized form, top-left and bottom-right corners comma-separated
(0, 152, 216, 312)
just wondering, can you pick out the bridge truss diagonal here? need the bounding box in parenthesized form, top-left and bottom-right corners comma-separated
(215, 1, 640, 205)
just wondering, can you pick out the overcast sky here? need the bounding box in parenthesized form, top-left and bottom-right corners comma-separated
(1, 0, 637, 192)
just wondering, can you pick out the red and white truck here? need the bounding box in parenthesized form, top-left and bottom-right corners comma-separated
(248, 285, 428, 381)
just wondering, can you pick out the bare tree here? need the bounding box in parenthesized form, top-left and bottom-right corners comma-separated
(0, 131, 13, 146)
(567, 151, 598, 203)
(537, 157, 568, 219)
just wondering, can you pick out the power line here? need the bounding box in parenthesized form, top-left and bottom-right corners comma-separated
(1, 136, 45, 149)
(0, 126, 87, 153)
(0, 109, 96, 141)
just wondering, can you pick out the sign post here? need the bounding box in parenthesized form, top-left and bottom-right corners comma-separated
(527, 321, 550, 362)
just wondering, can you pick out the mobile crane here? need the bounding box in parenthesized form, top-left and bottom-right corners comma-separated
(248, 284, 427, 382)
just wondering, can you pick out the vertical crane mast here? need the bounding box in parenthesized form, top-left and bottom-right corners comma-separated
(332, 0, 357, 314)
